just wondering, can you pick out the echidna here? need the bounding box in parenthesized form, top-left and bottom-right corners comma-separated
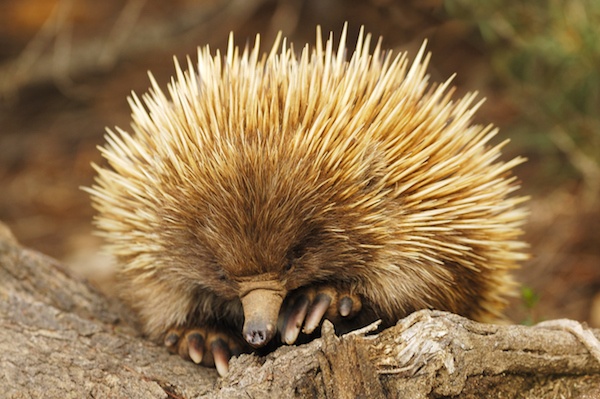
(86, 25, 528, 376)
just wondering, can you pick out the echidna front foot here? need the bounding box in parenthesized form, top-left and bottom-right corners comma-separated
(280, 285, 362, 345)
(164, 326, 247, 377)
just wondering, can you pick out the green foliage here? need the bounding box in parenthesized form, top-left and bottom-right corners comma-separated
(520, 285, 541, 325)
(521, 285, 540, 310)
(445, 0, 600, 195)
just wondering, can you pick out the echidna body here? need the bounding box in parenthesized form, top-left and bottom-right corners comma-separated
(87, 26, 528, 375)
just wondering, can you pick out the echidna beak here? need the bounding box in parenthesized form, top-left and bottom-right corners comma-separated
(239, 281, 286, 348)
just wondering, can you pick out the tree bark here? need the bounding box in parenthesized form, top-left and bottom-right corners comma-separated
(1, 221, 599, 399)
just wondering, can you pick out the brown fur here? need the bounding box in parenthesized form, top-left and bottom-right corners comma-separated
(86, 26, 528, 343)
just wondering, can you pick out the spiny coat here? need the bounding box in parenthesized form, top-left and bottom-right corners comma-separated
(87, 26, 528, 345)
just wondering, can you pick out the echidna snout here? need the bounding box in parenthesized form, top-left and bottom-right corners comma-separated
(239, 280, 286, 348)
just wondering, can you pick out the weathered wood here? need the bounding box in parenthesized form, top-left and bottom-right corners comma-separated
(1, 221, 599, 398)
(318, 321, 385, 399)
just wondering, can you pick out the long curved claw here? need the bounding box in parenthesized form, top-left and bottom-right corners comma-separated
(187, 332, 205, 364)
(338, 296, 354, 317)
(211, 338, 232, 377)
(164, 326, 247, 377)
(164, 329, 182, 349)
(283, 294, 310, 344)
(303, 293, 332, 334)
(279, 286, 363, 345)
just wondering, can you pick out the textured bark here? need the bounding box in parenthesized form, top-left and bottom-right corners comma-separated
(1, 221, 599, 399)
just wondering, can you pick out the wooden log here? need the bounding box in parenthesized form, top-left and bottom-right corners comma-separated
(1, 221, 599, 398)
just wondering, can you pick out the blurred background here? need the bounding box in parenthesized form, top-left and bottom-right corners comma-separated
(0, 0, 598, 326)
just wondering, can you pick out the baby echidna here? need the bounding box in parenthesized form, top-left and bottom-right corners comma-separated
(86, 25, 528, 376)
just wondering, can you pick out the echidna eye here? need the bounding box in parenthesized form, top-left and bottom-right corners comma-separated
(284, 244, 305, 273)
(216, 268, 228, 282)
(284, 262, 294, 272)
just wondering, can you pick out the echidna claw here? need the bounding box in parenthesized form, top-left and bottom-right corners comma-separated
(303, 293, 332, 334)
(211, 338, 232, 377)
(339, 296, 354, 317)
(279, 286, 362, 345)
(282, 294, 310, 344)
(164, 326, 246, 377)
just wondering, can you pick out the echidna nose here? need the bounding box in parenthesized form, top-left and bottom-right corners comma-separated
(239, 281, 286, 348)
(243, 321, 276, 347)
